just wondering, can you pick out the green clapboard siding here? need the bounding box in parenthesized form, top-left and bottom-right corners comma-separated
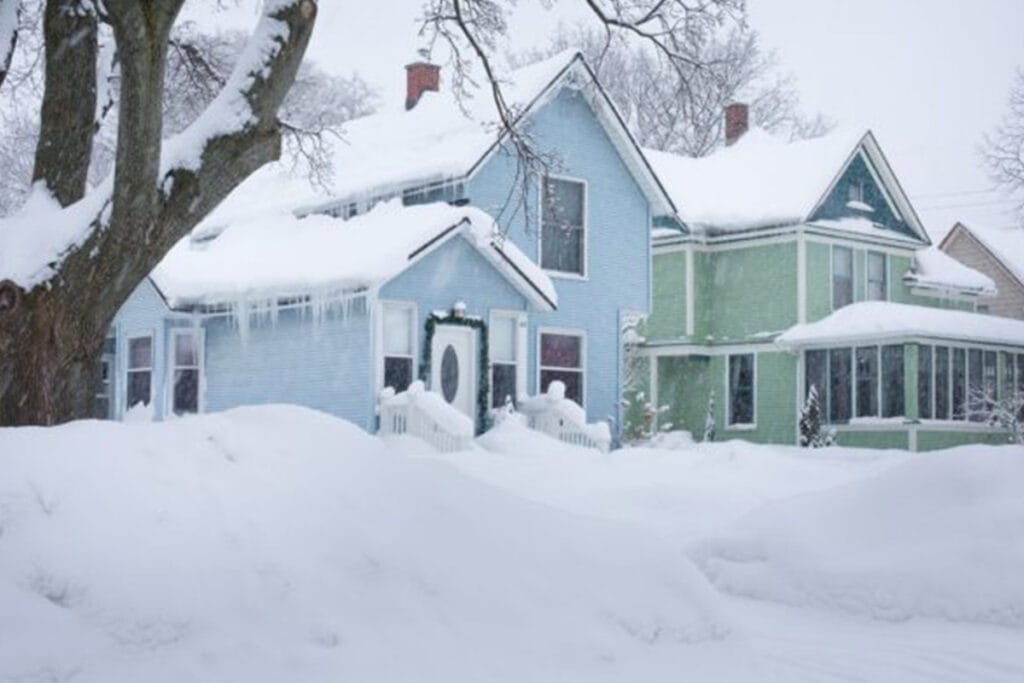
(648, 250, 687, 340)
(917, 430, 1015, 451)
(695, 241, 798, 342)
(806, 241, 832, 321)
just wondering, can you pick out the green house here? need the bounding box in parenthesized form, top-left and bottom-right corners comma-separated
(642, 116, 1024, 451)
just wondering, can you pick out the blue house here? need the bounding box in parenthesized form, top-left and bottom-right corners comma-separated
(101, 52, 675, 437)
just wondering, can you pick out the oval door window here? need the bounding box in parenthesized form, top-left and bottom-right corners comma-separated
(440, 345, 459, 403)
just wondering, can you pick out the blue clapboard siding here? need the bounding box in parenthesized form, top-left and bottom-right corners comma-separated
(467, 87, 652, 426)
(381, 234, 531, 383)
(202, 299, 375, 431)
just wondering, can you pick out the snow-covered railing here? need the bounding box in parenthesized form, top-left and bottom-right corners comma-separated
(378, 381, 474, 453)
(518, 381, 611, 452)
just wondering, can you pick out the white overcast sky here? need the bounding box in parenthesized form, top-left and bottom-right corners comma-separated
(192, 0, 1024, 240)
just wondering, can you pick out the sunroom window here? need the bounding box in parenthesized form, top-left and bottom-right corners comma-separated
(541, 177, 585, 276)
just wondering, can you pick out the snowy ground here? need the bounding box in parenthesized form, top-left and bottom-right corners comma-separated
(2, 407, 1023, 682)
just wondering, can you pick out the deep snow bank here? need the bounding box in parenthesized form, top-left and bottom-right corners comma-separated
(689, 446, 1024, 627)
(0, 407, 733, 683)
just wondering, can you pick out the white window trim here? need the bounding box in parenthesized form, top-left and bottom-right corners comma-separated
(167, 327, 205, 416)
(537, 326, 587, 407)
(865, 250, 889, 302)
(538, 173, 589, 281)
(124, 332, 155, 414)
(489, 309, 528, 408)
(377, 300, 418, 394)
(725, 352, 757, 429)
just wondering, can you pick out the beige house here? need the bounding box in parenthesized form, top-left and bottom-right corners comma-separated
(940, 222, 1024, 320)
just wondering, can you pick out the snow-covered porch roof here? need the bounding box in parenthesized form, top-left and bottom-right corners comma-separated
(775, 301, 1024, 350)
(904, 247, 997, 297)
(151, 200, 557, 311)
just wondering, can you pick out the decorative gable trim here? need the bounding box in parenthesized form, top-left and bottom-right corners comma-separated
(807, 132, 930, 245)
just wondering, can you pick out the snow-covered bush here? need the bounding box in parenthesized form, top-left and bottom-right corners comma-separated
(970, 387, 1024, 444)
(620, 389, 670, 444)
(799, 384, 835, 448)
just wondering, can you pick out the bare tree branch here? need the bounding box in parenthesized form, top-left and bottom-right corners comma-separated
(982, 68, 1024, 222)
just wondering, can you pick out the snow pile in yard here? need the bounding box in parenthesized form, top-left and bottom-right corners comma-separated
(689, 446, 1024, 627)
(152, 199, 556, 309)
(644, 128, 864, 232)
(906, 246, 997, 294)
(775, 300, 1024, 348)
(0, 406, 730, 682)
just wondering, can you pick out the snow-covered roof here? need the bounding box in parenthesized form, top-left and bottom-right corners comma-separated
(905, 246, 997, 296)
(775, 301, 1024, 349)
(645, 128, 929, 242)
(199, 50, 674, 232)
(942, 222, 1024, 287)
(152, 200, 557, 311)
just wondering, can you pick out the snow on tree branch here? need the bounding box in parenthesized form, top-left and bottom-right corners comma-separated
(0, 0, 18, 91)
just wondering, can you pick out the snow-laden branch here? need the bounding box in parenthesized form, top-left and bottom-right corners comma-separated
(0, 0, 18, 91)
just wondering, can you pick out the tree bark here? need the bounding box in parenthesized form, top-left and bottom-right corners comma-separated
(32, 0, 98, 206)
(0, 0, 18, 92)
(0, 0, 317, 426)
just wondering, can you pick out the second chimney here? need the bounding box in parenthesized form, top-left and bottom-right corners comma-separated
(406, 62, 440, 110)
(724, 103, 749, 146)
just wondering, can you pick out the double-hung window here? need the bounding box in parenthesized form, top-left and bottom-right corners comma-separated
(866, 251, 887, 301)
(171, 330, 202, 415)
(539, 331, 584, 405)
(727, 354, 756, 426)
(541, 177, 586, 276)
(126, 335, 153, 410)
(832, 246, 854, 310)
(490, 313, 520, 408)
(383, 303, 416, 393)
(95, 337, 115, 419)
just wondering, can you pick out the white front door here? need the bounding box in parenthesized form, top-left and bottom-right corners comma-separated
(431, 324, 476, 419)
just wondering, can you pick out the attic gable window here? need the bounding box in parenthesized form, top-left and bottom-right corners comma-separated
(541, 176, 586, 276)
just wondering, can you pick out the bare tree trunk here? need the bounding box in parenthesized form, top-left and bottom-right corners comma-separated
(32, 0, 97, 206)
(0, 0, 317, 426)
(0, 0, 18, 91)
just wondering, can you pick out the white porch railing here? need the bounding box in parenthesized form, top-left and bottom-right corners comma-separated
(518, 381, 611, 452)
(378, 381, 474, 453)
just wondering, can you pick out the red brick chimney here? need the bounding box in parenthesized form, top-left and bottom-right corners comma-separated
(724, 102, 749, 146)
(405, 62, 440, 110)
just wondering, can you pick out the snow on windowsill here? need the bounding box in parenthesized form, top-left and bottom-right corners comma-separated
(845, 200, 874, 213)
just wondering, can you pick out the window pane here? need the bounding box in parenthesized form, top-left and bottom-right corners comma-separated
(175, 332, 198, 367)
(805, 350, 829, 418)
(832, 247, 853, 310)
(384, 307, 413, 356)
(728, 354, 755, 425)
(1001, 352, 1014, 399)
(952, 348, 966, 420)
(491, 363, 517, 408)
(829, 348, 852, 423)
(1018, 354, 1024, 394)
(129, 337, 152, 369)
(384, 357, 413, 393)
(935, 346, 949, 419)
(173, 368, 199, 415)
(541, 177, 585, 275)
(540, 369, 583, 405)
(540, 333, 582, 369)
(968, 349, 984, 421)
(490, 316, 516, 363)
(881, 344, 905, 418)
(867, 252, 887, 301)
(127, 371, 151, 408)
(983, 350, 998, 400)
(855, 346, 878, 417)
(918, 345, 933, 420)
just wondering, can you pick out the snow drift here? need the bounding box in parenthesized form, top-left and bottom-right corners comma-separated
(0, 406, 730, 682)
(689, 446, 1024, 628)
